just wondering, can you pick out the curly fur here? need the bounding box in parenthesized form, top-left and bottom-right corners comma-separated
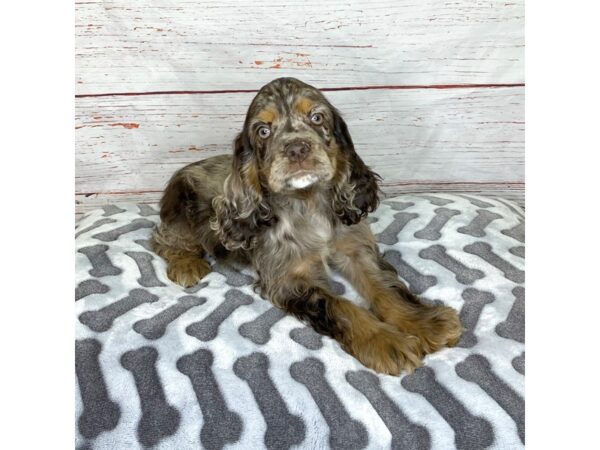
(211, 133, 275, 250)
(330, 107, 381, 225)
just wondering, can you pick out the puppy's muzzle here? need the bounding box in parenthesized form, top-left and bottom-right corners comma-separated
(285, 141, 310, 163)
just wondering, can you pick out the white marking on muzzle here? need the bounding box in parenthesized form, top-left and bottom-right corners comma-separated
(287, 173, 318, 189)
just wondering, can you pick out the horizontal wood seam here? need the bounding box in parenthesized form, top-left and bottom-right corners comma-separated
(76, 83, 525, 99)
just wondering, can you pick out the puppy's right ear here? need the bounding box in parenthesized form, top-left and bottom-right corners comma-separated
(211, 132, 274, 250)
(331, 108, 381, 225)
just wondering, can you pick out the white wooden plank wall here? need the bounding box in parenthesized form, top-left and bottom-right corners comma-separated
(75, 0, 525, 216)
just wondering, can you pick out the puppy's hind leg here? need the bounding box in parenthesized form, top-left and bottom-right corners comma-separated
(151, 223, 211, 288)
(331, 224, 462, 356)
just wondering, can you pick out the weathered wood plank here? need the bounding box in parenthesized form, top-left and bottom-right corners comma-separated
(75, 86, 524, 215)
(75, 0, 524, 94)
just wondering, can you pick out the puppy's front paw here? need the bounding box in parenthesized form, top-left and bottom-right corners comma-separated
(167, 257, 211, 288)
(347, 325, 423, 376)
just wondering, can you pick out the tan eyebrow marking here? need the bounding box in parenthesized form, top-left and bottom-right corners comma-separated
(295, 97, 314, 115)
(257, 108, 278, 124)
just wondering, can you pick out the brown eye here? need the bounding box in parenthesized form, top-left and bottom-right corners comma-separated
(310, 113, 323, 125)
(258, 126, 271, 139)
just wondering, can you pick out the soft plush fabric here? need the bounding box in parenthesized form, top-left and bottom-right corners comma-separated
(75, 194, 525, 450)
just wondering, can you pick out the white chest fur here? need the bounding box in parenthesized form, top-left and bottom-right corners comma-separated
(267, 197, 334, 255)
(274, 212, 332, 245)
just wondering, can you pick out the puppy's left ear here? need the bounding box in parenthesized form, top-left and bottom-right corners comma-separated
(331, 108, 381, 225)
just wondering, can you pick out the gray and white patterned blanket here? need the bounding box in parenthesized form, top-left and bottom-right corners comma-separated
(75, 194, 525, 450)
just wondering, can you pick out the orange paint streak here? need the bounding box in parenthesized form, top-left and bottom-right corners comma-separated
(110, 123, 139, 129)
(254, 60, 264, 65)
(270, 56, 284, 68)
(265, 53, 312, 69)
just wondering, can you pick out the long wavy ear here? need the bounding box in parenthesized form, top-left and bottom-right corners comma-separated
(211, 132, 274, 250)
(331, 108, 381, 225)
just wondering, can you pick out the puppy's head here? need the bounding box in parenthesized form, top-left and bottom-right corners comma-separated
(243, 77, 339, 193)
(213, 78, 380, 249)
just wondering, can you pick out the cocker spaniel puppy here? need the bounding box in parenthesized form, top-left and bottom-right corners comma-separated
(152, 77, 462, 375)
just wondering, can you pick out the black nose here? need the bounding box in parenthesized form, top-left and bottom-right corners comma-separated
(285, 141, 310, 162)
